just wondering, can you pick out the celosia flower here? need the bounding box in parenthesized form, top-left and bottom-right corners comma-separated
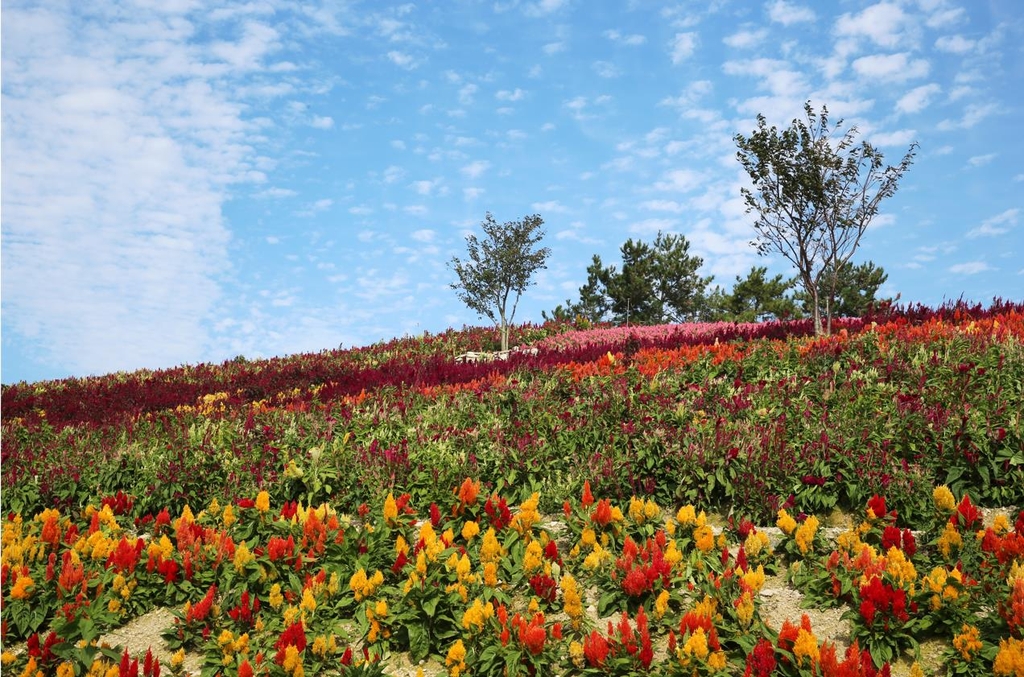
(583, 630, 609, 667)
(993, 637, 1024, 676)
(793, 628, 820, 667)
(953, 624, 983, 661)
(933, 485, 956, 512)
(795, 515, 819, 555)
(445, 640, 467, 677)
(776, 509, 797, 535)
(461, 521, 479, 541)
(255, 491, 270, 513)
(523, 541, 543, 573)
(461, 597, 493, 633)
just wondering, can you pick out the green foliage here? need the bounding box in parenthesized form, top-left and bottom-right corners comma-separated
(553, 232, 713, 325)
(706, 266, 802, 322)
(735, 101, 917, 334)
(449, 213, 551, 351)
(793, 260, 889, 319)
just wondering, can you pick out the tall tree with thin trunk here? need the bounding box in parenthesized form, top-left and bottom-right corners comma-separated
(449, 212, 551, 351)
(734, 101, 917, 334)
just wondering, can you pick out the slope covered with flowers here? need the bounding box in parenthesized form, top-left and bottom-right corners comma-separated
(2, 301, 1024, 676)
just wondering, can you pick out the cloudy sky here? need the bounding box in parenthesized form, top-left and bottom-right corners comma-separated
(2, 0, 1022, 384)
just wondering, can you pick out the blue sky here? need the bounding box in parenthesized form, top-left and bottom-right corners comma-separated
(2, 0, 1022, 384)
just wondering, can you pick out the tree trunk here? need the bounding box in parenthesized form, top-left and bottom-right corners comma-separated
(499, 317, 509, 352)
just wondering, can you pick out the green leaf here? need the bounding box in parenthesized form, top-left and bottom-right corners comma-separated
(421, 594, 439, 619)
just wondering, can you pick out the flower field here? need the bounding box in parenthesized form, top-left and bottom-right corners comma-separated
(2, 301, 1023, 676)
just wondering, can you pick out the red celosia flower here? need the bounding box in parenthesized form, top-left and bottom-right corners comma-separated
(867, 494, 888, 519)
(274, 621, 307, 664)
(238, 660, 254, 677)
(517, 614, 547, 655)
(592, 499, 614, 527)
(484, 495, 512, 530)
(529, 574, 558, 603)
(581, 480, 595, 509)
(743, 638, 777, 677)
(119, 648, 139, 677)
(186, 585, 217, 625)
(636, 606, 653, 669)
(622, 567, 649, 597)
(953, 495, 982, 530)
(583, 630, 609, 667)
(456, 478, 479, 511)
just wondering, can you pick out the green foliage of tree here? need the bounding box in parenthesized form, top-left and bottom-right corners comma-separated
(735, 101, 917, 334)
(794, 260, 889, 319)
(706, 266, 802, 322)
(449, 213, 551, 351)
(546, 232, 712, 325)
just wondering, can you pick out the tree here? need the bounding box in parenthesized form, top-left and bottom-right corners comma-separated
(708, 266, 801, 322)
(794, 260, 889, 319)
(734, 101, 917, 334)
(549, 232, 712, 325)
(449, 212, 551, 352)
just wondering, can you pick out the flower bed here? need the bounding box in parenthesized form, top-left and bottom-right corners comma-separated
(2, 481, 1023, 676)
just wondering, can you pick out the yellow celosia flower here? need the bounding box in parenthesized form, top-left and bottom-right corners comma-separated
(776, 509, 797, 535)
(682, 627, 709, 660)
(569, 641, 585, 668)
(933, 485, 956, 512)
(461, 597, 493, 633)
(170, 649, 186, 670)
(736, 591, 754, 628)
(742, 565, 766, 595)
(676, 505, 697, 526)
(282, 645, 301, 675)
(523, 540, 543, 573)
(562, 574, 584, 626)
(269, 583, 284, 609)
(255, 491, 270, 513)
(56, 662, 75, 677)
(580, 527, 597, 549)
(744, 531, 770, 558)
(461, 520, 479, 541)
(793, 628, 820, 667)
(222, 504, 236, 528)
(708, 651, 727, 670)
(992, 513, 1010, 534)
(10, 574, 34, 600)
(993, 637, 1024, 676)
(938, 521, 963, 559)
(311, 636, 328, 657)
(694, 525, 715, 553)
(446, 640, 467, 677)
(383, 493, 398, 523)
(480, 528, 503, 564)
(795, 515, 819, 555)
(1, 652, 16, 665)
(953, 624, 983, 661)
(511, 493, 540, 534)
(885, 547, 917, 585)
(234, 542, 254, 574)
(300, 588, 316, 613)
(483, 561, 498, 587)
(655, 589, 671, 620)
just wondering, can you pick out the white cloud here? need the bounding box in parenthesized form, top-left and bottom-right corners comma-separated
(669, 33, 698, 64)
(948, 261, 993, 275)
(403, 204, 428, 216)
(254, 187, 297, 199)
(463, 187, 484, 200)
(383, 165, 406, 184)
(310, 115, 334, 129)
(870, 129, 917, 147)
(768, 0, 816, 25)
(458, 83, 478, 105)
(411, 179, 441, 195)
(938, 103, 1000, 130)
(852, 53, 929, 82)
(967, 153, 996, 168)
(926, 7, 966, 28)
(592, 61, 621, 78)
(543, 42, 566, 55)
(896, 83, 941, 114)
(387, 50, 418, 69)
(640, 200, 686, 213)
(411, 229, 436, 242)
(629, 218, 678, 235)
(523, 0, 568, 17)
(604, 30, 646, 46)
(266, 236, 281, 244)
(935, 35, 976, 54)
(835, 2, 911, 49)
(531, 200, 569, 214)
(460, 160, 491, 179)
(348, 206, 373, 215)
(496, 88, 526, 101)
(654, 169, 704, 193)
(0, 3, 294, 376)
(723, 28, 768, 49)
(966, 209, 1018, 238)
